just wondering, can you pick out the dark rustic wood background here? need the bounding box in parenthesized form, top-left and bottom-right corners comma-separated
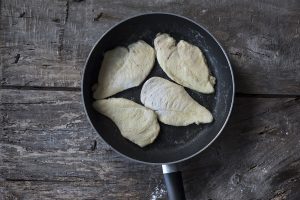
(1, 0, 299, 199)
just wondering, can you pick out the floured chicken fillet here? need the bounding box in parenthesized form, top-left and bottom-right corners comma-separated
(154, 33, 215, 94)
(93, 40, 155, 99)
(141, 77, 213, 126)
(93, 98, 160, 147)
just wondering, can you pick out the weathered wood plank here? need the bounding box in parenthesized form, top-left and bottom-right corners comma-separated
(0, 180, 167, 200)
(1, 89, 299, 199)
(182, 97, 300, 200)
(1, 0, 300, 94)
(0, 89, 166, 200)
(0, 0, 81, 87)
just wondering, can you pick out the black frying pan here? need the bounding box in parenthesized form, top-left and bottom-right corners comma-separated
(82, 13, 234, 200)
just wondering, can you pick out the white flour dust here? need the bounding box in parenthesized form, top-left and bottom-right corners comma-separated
(150, 185, 167, 200)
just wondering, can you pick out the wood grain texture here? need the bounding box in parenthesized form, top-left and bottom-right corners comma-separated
(1, 89, 299, 199)
(1, 0, 300, 199)
(1, 0, 300, 94)
(0, 0, 81, 88)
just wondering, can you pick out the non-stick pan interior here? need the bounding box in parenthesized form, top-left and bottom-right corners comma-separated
(82, 13, 234, 164)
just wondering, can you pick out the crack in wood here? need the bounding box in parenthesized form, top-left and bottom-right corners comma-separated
(229, 51, 242, 57)
(58, 28, 65, 58)
(236, 93, 300, 98)
(24, 81, 33, 86)
(257, 127, 277, 135)
(0, 85, 81, 92)
(4, 178, 120, 184)
(1, 101, 56, 105)
(65, 0, 69, 22)
(271, 189, 290, 200)
(13, 54, 20, 64)
(90, 140, 97, 151)
(92, 12, 121, 21)
(247, 164, 258, 172)
(57, 0, 69, 58)
(19, 12, 25, 18)
(93, 12, 103, 21)
(245, 47, 271, 58)
(5, 178, 84, 183)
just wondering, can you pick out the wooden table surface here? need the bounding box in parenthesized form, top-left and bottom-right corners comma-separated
(1, 0, 299, 199)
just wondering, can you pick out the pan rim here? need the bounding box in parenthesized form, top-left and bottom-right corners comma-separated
(81, 12, 235, 165)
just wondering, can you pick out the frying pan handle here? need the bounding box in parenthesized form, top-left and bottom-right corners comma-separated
(162, 165, 186, 200)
